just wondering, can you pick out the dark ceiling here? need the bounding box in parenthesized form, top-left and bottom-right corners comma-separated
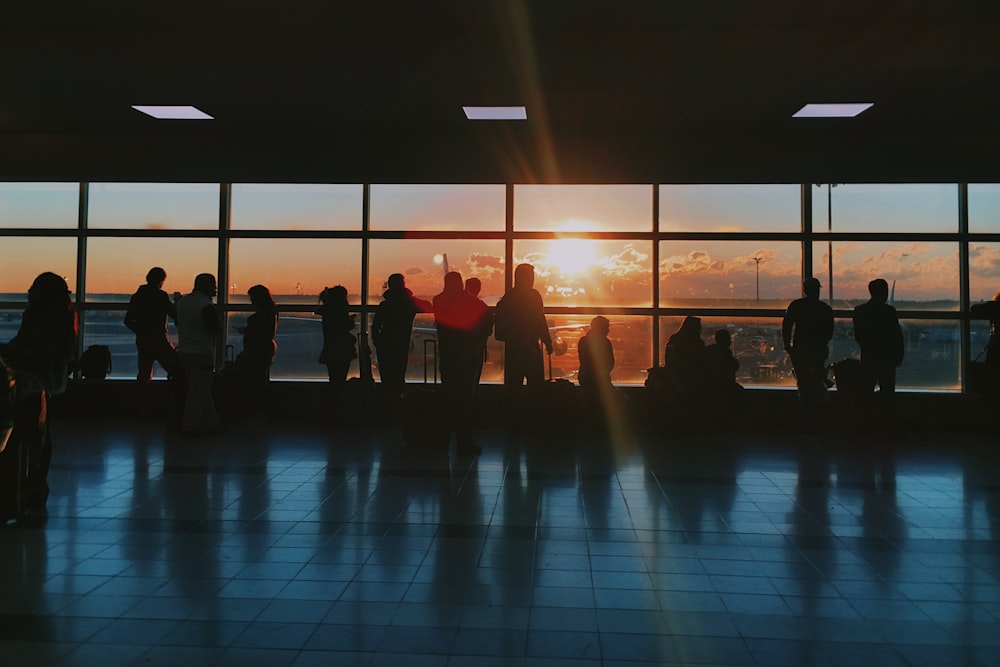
(3, 2, 1000, 184)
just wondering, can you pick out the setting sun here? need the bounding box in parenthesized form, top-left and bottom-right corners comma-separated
(547, 220, 600, 276)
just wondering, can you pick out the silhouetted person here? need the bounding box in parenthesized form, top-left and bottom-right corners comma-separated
(665, 315, 708, 393)
(853, 278, 904, 414)
(316, 285, 356, 404)
(176, 273, 221, 436)
(237, 284, 278, 415)
(971, 288, 1000, 391)
(124, 267, 179, 418)
(704, 328, 744, 421)
(371, 273, 432, 402)
(4, 272, 78, 398)
(433, 271, 482, 455)
(782, 277, 834, 411)
(0, 357, 51, 520)
(497, 263, 552, 392)
(578, 315, 614, 392)
(465, 277, 493, 387)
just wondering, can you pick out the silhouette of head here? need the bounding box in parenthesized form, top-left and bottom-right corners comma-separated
(248, 284, 275, 310)
(590, 315, 610, 337)
(677, 315, 702, 338)
(444, 271, 463, 293)
(321, 285, 348, 305)
(514, 263, 535, 289)
(27, 272, 70, 306)
(803, 277, 821, 298)
(387, 273, 405, 290)
(193, 273, 217, 297)
(465, 277, 482, 297)
(868, 278, 889, 303)
(715, 329, 731, 347)
(146, 267, 166, 286)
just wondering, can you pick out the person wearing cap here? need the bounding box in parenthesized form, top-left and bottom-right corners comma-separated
(782, 277, 834, 409)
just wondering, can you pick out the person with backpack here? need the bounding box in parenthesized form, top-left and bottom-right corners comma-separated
(124, 267, 178, 418)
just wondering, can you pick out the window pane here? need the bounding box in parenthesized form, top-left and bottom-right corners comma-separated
(514, 239, 653, 307)
(659, 241, 801, 308)
(812, 241, 960, 310)
(0, 309, 23, 345)
(0, 183, 79, 228)
(368, 239, 505, 304)
(659, 184, 800, 232)
(544, 314, 652, 385)
(231, 184, 362, 230)
(898, 319, 960, 391)
(969, 184, 1000, 232)
(229, 239, 362, 306)
(88, 183, 220, 230)
(811, 183, 958, 233)
(970, 243, 1000, 303)
(82, 309, 176, 379)
(0, 237, 77, 299)
(370, 184, 505, 231)
(660, 316, 795, 387)
(513, 184, 651, 232)
(86, 238, 217, 303)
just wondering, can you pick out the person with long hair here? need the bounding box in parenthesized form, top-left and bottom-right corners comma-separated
(316, 285, 356, 402)
(238, 284, 278, 415)
(4, 272, 78, 397)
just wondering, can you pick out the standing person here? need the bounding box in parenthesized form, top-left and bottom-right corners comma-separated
(0, 357, 50, 520)
(782, 277, 834, 413)
(4, 272, 78, 398)
(495, 263, 552, 392)
(371, 273, 431, 403)
(433, 271, 482, 455)
(124, 267, 178, 418)
(315, 285, 356, 406)
(465, 277, 493, 387)
(175, 273, 222, 436)
(237, 285, 278, 415)
(853, 279, 904, 407)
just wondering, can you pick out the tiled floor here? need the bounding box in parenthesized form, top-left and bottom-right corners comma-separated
(2, 413, 999, 666)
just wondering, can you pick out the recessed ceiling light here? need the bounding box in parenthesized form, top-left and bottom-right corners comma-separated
(463, 106, 527, 120)
(132, 105, 213, 120)
(793, 103, 873, 118)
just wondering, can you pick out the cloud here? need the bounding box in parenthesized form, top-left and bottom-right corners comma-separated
(404, 267, 424, 276)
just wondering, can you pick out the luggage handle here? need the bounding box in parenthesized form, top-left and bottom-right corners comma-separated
(424, 338, 438, 384)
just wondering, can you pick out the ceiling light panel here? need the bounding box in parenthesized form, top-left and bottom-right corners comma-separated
(793, 103, 873, 118)
(463, 106, 527, 120)
(132, 105, 213, 120)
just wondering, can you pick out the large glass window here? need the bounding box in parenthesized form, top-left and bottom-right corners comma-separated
(968, 184, 1000, 233)
(85, 238, 218, 302)
(88, 183, 220, 230)
(0, 183, 79, 228)
(812, 241, 960, 310)
(514, 239, 652, 307)
(367, 239, 505, 304)
(811, 183, 958, 233)
(659, 184, 800, 232)
(659, 316, 794, 387)
(513, 185, 651, 232)
(0, 237, 77, 299)
(229, 239, 362, 306)
(659, 241, 801, 308)
(370, 184, 505, 231)
(231, 184, 362, 231)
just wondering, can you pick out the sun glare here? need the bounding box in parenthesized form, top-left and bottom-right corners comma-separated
(547, 220, 600, 276)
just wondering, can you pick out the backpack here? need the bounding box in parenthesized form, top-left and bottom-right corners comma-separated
(79, 345, 112, 381)
(493, 295, 510, 342)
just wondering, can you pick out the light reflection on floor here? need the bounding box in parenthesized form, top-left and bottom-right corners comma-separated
(1, 416, 998, 666)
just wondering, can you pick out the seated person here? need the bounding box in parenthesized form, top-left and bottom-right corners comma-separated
(704, 329, 741, 394)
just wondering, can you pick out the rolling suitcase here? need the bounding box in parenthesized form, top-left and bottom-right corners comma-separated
(400, 339, 449, 451)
